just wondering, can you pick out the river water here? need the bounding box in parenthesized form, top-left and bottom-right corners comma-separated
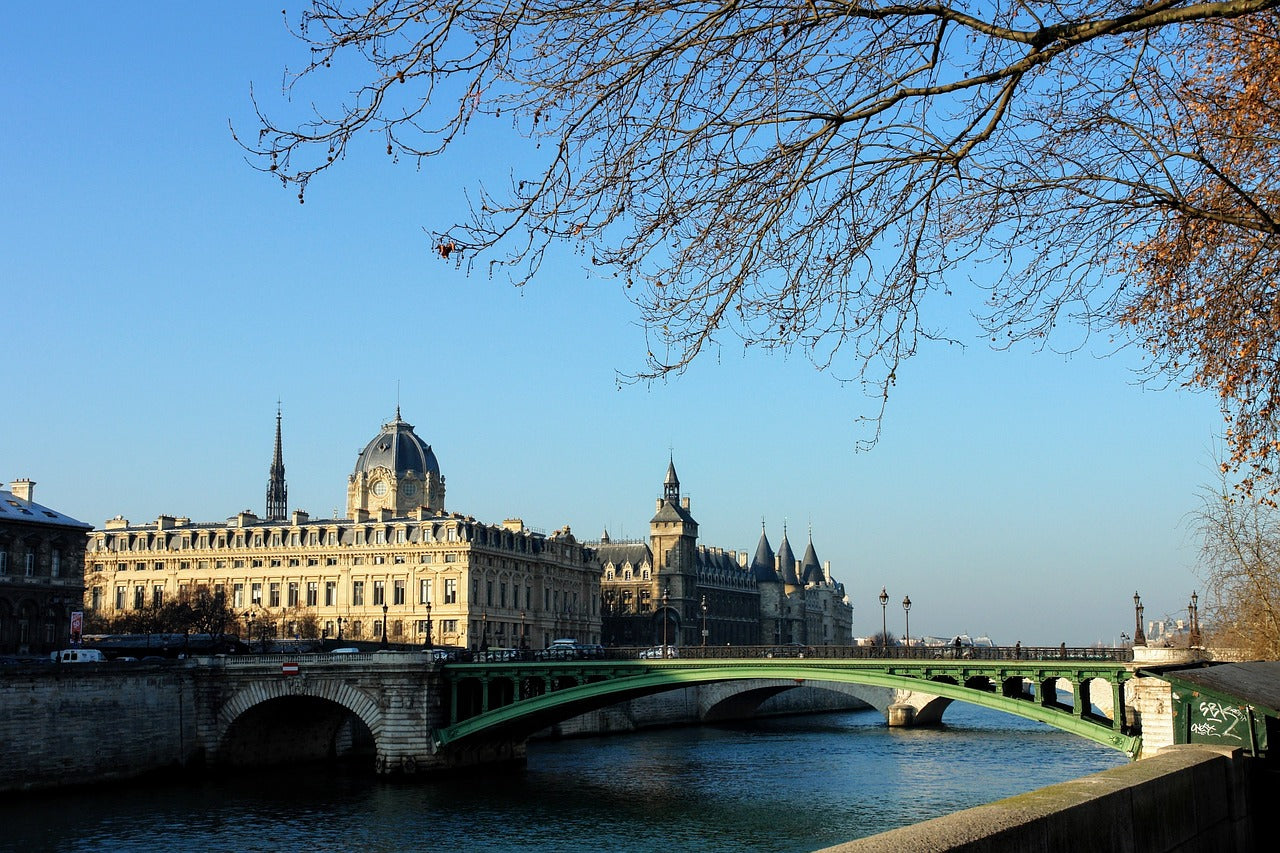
(3, 705, 1125, 853)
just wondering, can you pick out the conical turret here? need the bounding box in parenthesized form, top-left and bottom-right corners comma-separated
(777, 524, 801, 587)
(800, 532, 824, 585)
(751, 523, 778, 582)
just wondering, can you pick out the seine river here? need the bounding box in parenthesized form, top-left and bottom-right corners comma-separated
(3, 705, 1124, 853)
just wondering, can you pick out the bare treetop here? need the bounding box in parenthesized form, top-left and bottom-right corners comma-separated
(244, 1, 1280, 481)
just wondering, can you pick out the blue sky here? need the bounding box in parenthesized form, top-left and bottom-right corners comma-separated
(3, 4, 1222, 645)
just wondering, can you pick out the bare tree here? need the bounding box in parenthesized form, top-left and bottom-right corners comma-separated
(245, 1, 1280, 471)
(1196, 468, 1280, 659)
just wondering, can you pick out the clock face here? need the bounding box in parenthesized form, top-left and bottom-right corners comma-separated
(372, 480, 388, 497)
(403, 482, 418, 497)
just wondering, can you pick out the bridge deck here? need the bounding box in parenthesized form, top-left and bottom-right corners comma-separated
(436, 646, 1140, 756)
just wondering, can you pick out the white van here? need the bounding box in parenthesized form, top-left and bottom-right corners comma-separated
(51, 649, 106, 663)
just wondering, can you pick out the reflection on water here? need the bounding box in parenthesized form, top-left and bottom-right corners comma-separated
(2, 705, 1125, 853)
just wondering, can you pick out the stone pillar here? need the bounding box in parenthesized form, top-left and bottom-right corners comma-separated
(1128, 675, 1175, 758)
(886, 703, 916, 727)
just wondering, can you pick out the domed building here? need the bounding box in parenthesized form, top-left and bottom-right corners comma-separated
(84, 410, 599, 651)
(346, 408, 446, 518)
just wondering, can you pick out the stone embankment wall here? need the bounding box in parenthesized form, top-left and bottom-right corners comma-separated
(0, 663, 198, 793)
(817, 745, 1251, 853)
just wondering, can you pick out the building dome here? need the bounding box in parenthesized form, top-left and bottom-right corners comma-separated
(353, 409, 440, 479)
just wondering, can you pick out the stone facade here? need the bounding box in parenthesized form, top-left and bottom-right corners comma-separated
(596, 461, 854, 648)
(83, 412, 600, 650)
(0, 479, 91, 655)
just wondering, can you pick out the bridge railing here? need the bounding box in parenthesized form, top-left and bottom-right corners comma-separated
(630, 645, 1130, 663)
(456, 644, 1132, 664)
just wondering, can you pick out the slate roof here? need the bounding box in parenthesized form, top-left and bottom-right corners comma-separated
(777, 530, 801, 586)
(0, 486, 90, 531)
(750, 526, 778, 582)
(800, 537, 824, 585)
(596, 541, 653, 569)
(353, 409, 440, 477)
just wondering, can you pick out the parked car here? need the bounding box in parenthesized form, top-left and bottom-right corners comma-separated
(765, 643, 810, 658)
(50, 649, 106, 663)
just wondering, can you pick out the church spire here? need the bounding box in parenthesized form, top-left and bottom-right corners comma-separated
(663, 455, 680, 504)
(265, 402, 287, 520)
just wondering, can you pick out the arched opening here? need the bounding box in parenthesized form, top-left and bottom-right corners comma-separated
(220, 695, 376, 771)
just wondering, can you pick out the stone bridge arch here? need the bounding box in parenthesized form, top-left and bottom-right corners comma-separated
(214, 678, 385, 769)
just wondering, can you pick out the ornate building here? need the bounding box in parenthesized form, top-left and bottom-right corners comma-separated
(595, 461, 853, 648)
(83, 411, 599, 650)
(1, 479, 91, 655)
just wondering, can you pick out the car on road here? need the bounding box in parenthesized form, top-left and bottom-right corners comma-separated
(765, 643, 810, 658)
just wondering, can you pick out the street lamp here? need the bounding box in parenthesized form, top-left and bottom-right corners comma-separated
(380, 602, 389, 649)
(701, 595, 708, 647)
(481, 608, 489, 652)
(902, 595, 912, 652)
(1189, 591, 1201, 647)
(520, 609, 527, 649)
(662, 585, 670, 658)
(1133, 591, 1147, 646)
(336, 615, 344, 643)
(423, 601, 433, 648)
(878, 587, 889, 652)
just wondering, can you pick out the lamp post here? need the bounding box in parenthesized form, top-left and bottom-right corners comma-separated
(520, 609, 527, 650)
(662, 585, 670, 658)
(336, 615, 344, 643)
(1133, 591, 1147, 646)
(481, 608, 489, 652)
(878, 587, 889, 652)
(423, 601, 433, 648)
(701, 595, 708, 647)
(902, 595, 912, 653)
(1189, 591, 1201, 647)
(380, 602, 389, 649)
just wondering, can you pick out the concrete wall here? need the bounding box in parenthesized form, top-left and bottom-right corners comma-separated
(816, 745, 1251, 853)
(0, 662, 198, 792)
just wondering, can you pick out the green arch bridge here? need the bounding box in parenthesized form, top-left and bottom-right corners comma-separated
(436, 645, 1141, 757)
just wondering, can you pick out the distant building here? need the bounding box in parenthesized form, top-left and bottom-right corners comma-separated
(594, 460, 853, 648)
(1, 479, 91, 655)
(83, 410, 599, 649)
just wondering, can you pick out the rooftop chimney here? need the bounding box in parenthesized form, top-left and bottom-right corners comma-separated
(8, 479, 34, 502)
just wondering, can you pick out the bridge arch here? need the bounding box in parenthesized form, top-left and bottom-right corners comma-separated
(217, 680, 384, 769)
(437, 664, 1138, 756)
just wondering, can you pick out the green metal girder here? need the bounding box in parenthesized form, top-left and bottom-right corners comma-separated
(436, 660, 1139, 756)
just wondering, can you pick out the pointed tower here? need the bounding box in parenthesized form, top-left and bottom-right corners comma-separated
(649, 457, 699, 645)
(265, 404, 288, 520)
(750, 522, 778, 583)
(800, 530, 824, 586)
(777, 523, 801, 588)
(650, 457, 698, 575)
